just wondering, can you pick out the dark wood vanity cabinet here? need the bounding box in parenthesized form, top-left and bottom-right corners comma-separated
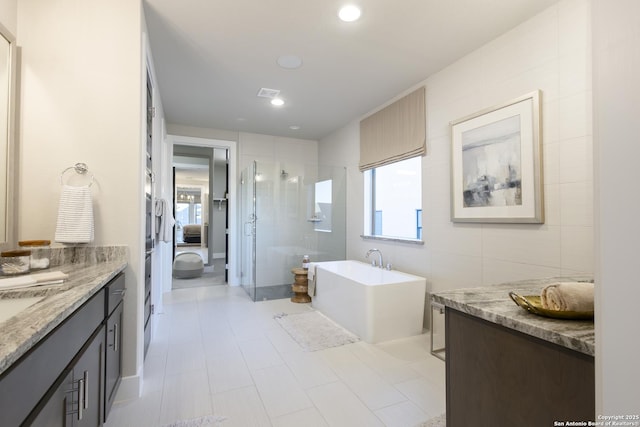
(0, 272, 125, 427)
(445, 308, 595, 426)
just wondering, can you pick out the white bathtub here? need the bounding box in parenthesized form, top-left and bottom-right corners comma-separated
(311, 260, 427, 343)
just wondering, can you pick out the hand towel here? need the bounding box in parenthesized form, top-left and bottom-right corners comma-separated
(155, 198, 175, 243)
(540, 282, 594, 312)
(54, 185, 94, 243)
(0, 275, 37, 290)
(0, 270, 69, 290)
(307, 263, 318, 297)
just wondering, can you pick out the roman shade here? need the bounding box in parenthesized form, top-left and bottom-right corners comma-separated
(359, 86, 426, 171)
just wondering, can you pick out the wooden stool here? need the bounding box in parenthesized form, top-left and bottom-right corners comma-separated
(291, 267, 312, 303)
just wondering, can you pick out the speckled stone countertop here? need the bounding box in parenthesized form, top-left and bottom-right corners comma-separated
(0, 246, 127, 375)
(432, 276, 595, 356)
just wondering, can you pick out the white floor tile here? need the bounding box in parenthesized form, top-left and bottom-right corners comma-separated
(374, 400, 429, 427)
(350, 341, 421, 384)
(211, 386, 272, 427)
(202, 328, 244, 361)
(395, 377, 446, 418)
(165, 339, 207, 376)
(207, 354, 254, 394)
(409, 355, 446, 386)
(238, 337, 285, 371)
(376, 334, 431, 363)
(266, 326, 304, 354)
(251, 364, 313, 418)
(281, 351, 338, 390)
(142, 340, 168, 394)
(331, 360, 406, 410)
(271, 407, 329, 427)
(158, 371, 213, 425)
(307, 382, 384, 427)
(107, 285, 446, 427)
(105, 390, 162, 427)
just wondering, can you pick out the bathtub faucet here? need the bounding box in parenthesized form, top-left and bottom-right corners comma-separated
(365, 249, 384, 269)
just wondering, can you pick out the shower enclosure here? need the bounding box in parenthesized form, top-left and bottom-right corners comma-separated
(240, 161, 346, 301)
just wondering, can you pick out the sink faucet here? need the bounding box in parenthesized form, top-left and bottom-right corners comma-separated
(365, 249, 384, 268)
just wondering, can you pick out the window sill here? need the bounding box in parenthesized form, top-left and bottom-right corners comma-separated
(360, 235, 424, 245)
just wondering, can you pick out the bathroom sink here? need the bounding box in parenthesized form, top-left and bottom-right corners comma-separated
(0, 296, 44, 323)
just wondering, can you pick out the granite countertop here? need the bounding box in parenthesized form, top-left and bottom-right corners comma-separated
(432, 276, 595, 356)
(0, 247, 127, 376)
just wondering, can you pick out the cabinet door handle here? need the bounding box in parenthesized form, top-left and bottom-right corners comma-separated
(83, 370, 89, 411)
(114, 323, 119, 352)
(77, 378, 85, 421)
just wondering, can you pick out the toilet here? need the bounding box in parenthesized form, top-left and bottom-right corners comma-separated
(172, 252, 204, 279)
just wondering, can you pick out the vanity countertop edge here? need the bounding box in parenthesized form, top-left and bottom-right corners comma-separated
(0, 260, 127, 375)
(431, 276, 595, 356)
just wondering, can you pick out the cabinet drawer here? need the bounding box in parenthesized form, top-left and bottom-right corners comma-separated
(105, 272, 125, 316)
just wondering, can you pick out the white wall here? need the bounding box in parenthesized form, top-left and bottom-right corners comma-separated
(0, 0, 16, 36)
(592, 0, 640, 415)
(320, 0, 593, 304)
(17, 0, 145, 394)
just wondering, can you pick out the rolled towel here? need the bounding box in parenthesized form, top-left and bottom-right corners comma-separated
(540, 282, 594, 312)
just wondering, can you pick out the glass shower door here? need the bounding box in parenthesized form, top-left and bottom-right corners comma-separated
(240, 161, 256, 300)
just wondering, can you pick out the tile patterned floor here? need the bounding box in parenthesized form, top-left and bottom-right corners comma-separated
(105, 285, 446, 427)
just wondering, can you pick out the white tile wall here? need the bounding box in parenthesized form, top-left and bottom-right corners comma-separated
(319, 0, 594, 302)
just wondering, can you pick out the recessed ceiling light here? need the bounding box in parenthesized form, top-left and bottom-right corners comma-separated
(289, 125, 301, 130)
(277, 55, 303, 70)
(338, 5, 361, 22)
(271, 98, 285, 106)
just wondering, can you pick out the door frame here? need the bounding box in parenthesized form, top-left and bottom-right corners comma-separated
(164, 135, 238, 286)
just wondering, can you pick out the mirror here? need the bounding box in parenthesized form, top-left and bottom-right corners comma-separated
(0, 23, 15, 249)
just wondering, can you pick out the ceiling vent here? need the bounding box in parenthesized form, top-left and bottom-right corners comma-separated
(257, 88, 280, 99)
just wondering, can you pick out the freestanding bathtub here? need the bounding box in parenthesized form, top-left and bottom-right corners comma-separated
(311, 260, 427, 343)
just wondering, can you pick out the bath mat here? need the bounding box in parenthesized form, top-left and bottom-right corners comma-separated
(162, 415, 227, 427)
(418, 413, 446, 427)
(274, 311, 360, 351)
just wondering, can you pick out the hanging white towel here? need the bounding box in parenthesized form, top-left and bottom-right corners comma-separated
(54, 185, 94, 243)
(307, 263, 318, 297)
(155, 198, 175, 243)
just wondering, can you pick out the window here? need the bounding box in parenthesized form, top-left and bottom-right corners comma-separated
(364, 156, 422, 240)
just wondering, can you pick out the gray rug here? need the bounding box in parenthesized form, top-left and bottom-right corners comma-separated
(162, 415, 227, 427)
(274, 310, 360, 351)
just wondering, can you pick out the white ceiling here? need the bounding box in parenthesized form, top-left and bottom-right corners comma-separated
(144, 0, 560, 141)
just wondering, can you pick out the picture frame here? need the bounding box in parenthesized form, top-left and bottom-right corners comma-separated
(450, 90, 543, 223)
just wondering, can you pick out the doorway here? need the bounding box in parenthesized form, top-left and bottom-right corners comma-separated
(172, 145, 229, 288)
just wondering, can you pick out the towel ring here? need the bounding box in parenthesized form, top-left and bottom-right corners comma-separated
(60, 162, 94, 187)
